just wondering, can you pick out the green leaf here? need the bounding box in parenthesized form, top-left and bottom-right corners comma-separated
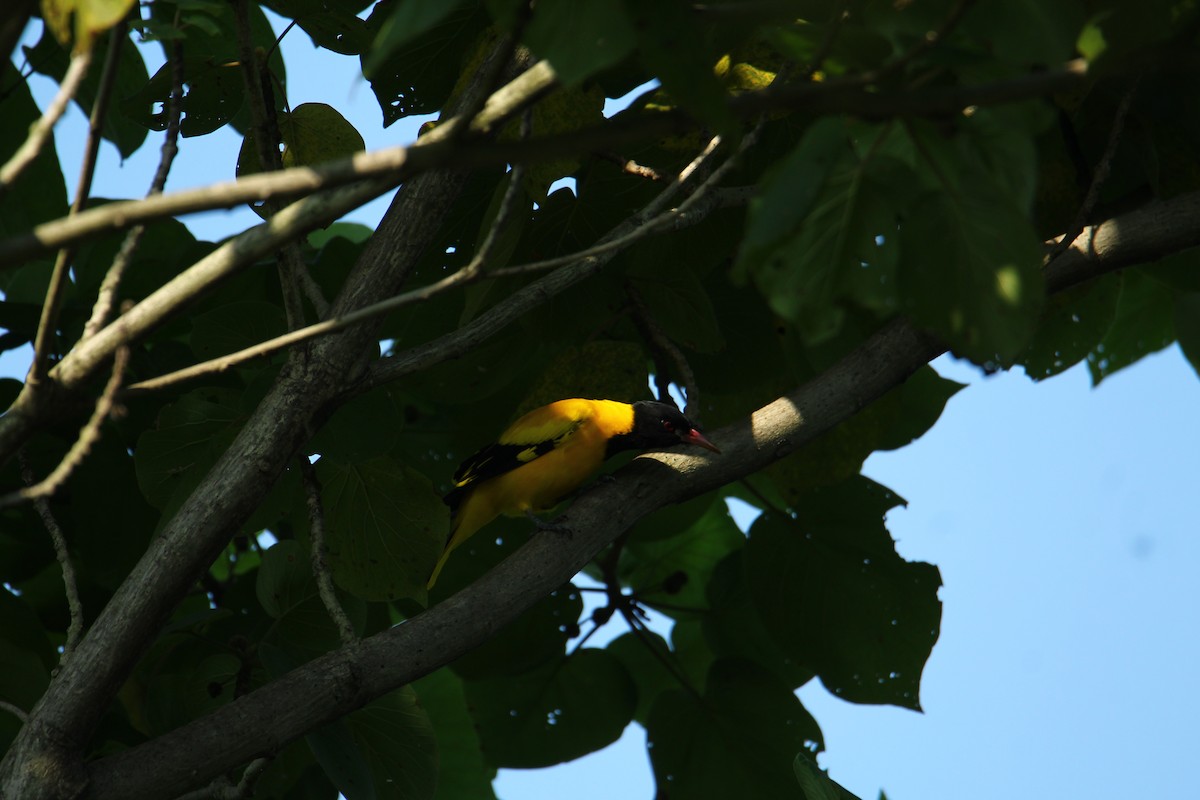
(452, 584, 583, 679)
(189, 301, 288, 363)
(134, 388, 246, 509)
(514, 340, 649, 415)
(1087, 269, 1175, 385)
(628, 249, 726, 355)
(318, 457, 447, 601)
(606, 631, 682, 727)
(794, 750, 863, 800)
(256, 540, 314, 620)
(523, 0, 636, 87)
(309, 388, 404, 463)
(960, 0, 1085, 65)
(1018, 273, 1120, 381)
(899, 190, 1044, 365)
(413, 669, 498, 800)
(465, 649, 636, 768)
(363, 0, 471, 77)
(24, 26, 149, 158)
(621, 500, 744, 616)
(746, 481, 941, 709)
(123, 57, 245, 137)
(1175, 292, 1200, 379)
(738, 121, 909, 343)
(623, 0, 735, 130)
(345, 686, 438, 800)
(646, 659, 822, 799)
(362, 0, 490, 125)
(703, 551, 816, 691)
(306, 718, 379, 800)
(0, 63, 69, 241)
(42, 0, 137, 48)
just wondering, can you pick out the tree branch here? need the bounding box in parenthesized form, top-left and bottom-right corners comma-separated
(0, 45, 543, 800)
(0, 346, 129, 510)
(80, 189, 1200, 799)
(27, 29, 121, 384)
(0, 47, 92, 195)
(298, 459, 357, 647)
(17, 453, 85, 663)
(82, 37, 183, 341)
(0, 58, 1092, 270)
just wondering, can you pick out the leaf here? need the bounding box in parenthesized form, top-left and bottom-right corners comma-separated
(0, 63, 68, 241)
(42, 0, 137, 49)
(318, 457, 447, 601)
(1175, 292, 1200, 379)
(960, 0, 1085, 65)
(745, 491, 941, 709)
(413, 669, 498, 800)
(309, 388, 404, 463)
(256, 541, 314, 620)
(623, 0, 735, 130)
(703, 551, 815, 691)
(362, 0, 490, 125)
(738, 121, 909, 343)
(523, 0, 636, 88)
(133, 388, 246, 509)
(794, 751, 863, 800)
(306, 718, 379, 800)
(363, 0, 471, 77)
(345, 686, 438, 800)
(189, 301, 288, 362)
(452, 584, 583, 680)
(1017, 273, 1120, 381)
(464, 649, 636, 768)
(1087, 269, 1176, 385)
(621, 500, 744, 616)
(513, 340, 649, 417)
(23, 26, 149, 158)
(605, 631, 682, 727)
(646, 659, 822, 800)
(628, 250, 726, 355)
(899, 190, 1044, 366)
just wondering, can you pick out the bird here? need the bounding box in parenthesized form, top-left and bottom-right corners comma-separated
(426, 399, 720, 589)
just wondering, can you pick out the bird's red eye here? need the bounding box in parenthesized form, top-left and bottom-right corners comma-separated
(662, 420, 675, 432)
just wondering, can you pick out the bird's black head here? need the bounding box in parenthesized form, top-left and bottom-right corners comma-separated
(608, 401, 720, 456)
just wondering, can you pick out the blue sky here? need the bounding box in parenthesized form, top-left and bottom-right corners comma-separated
(13, 16, 1200, 799)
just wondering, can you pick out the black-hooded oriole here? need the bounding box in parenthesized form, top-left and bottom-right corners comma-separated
(427, 399, 719, 588)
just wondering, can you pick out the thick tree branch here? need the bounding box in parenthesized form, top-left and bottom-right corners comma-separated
(0, 46, 539, 800)
(81, 190, 1200, 799)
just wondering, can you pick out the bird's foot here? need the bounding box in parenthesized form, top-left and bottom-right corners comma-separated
(525, 509, 572, 537)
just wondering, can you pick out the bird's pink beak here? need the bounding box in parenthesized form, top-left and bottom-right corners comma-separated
(681, 429, 720, 454)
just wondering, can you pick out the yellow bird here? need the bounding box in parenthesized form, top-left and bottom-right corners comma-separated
(427, 399, 720, 588)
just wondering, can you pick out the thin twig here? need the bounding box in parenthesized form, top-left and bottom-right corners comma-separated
(27, 33, 121, 383)
(172, 756, 272, 800)
(1, 346, 130, 510)
(17, 452, 84, 662)
(120, 143, 725, 396)
(0, 47, 93, 194)
(1049, 81, 1140, 262)
(298, 459, 357, 647)
(82, 37, 184, 342)
(0, 700, 29, 724)
(856, 0, 977, 86)
(598, 151, 665, 181)
(626, 284, 700, 417)
(232, 0, 311, 329)
(797, 0, 850, 81)
(0, 58, 1096, 270)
